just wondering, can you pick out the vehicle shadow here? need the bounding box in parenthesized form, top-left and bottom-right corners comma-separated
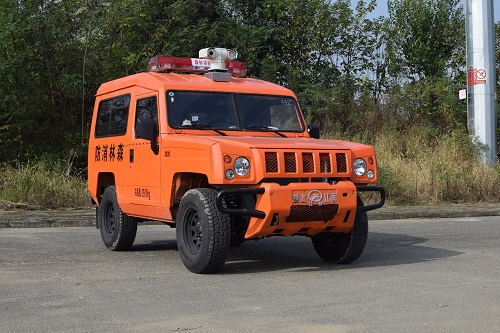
(220, 232, 463, 274)
(130, 239, 178, 252)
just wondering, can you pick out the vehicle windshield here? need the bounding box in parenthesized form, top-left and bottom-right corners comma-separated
(166, 91, 304, 132)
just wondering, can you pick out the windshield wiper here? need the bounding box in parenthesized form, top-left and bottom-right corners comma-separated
(181, 124, 227, 136)
(244, 125, 287, 137)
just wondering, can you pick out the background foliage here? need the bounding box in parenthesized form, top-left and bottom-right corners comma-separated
(0, 0, 499, 206)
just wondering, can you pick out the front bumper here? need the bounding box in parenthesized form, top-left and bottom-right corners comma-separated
(216, 182, 385, 238)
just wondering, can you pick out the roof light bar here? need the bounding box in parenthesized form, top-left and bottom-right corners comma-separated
(148, 56, 211, 73)
(147, 48, 247, 78)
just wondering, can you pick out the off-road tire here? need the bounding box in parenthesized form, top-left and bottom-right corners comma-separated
(98, 186, 138, 251)
(312, 197, 368, 264)
(176, 188, 231, 273)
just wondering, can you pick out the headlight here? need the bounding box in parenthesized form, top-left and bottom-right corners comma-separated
(353, 158, 367, 176)
(234, 157, 250, 176)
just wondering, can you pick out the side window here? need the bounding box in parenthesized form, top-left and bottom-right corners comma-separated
(95, 94, 131, 137)
(135, 96, 158, 134)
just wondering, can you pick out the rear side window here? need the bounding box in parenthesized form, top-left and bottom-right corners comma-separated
(95, 94, 131, 137)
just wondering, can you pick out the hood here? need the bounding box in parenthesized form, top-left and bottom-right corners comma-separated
(203, 135, 368, 150)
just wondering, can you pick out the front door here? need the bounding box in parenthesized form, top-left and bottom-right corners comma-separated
(128, 91, 161, 210)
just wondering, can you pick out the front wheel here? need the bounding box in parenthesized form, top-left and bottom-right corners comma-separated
(98, 186, 138, 251)
(176, 188, 231, 273)
(312, 197, 368, 264)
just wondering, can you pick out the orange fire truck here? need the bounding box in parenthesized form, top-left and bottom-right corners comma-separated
(88, 47, 385, 273)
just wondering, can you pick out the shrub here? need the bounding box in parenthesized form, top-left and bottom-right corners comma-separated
(0, 160, 90, 209)
(324, 126, 500, 205)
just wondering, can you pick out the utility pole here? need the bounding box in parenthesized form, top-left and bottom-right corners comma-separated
(466, 0, 497, 163)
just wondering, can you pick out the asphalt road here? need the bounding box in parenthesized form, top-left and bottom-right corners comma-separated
(0, 216, 499, 333)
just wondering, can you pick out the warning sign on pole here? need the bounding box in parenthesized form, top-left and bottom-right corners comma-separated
(467, 68, 487, 86)
(476, 69, 487, 83)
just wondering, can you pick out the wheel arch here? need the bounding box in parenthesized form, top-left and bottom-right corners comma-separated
(170, 172, 210, 220)
(95, 172, 116, 204)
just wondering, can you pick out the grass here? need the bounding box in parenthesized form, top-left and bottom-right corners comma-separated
(0, 160, 90, 209)
(1, 126, 499, 209)
(327, 126, 500, 205)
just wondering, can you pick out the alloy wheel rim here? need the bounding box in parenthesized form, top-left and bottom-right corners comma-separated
(185, 209, 203, 253)
(104, 202, 116, 235)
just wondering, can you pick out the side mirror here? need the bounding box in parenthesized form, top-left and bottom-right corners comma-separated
(136, 119, 159, 154)
(308, 124, 320, 139)
(136, 118, 156, 141)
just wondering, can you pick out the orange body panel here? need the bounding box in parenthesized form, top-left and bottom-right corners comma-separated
(245, 181, 357, 238)
(88, 71, 381, 237)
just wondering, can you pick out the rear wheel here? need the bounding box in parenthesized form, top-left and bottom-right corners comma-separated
(98, 186, 138, 251)
(176, 188, 231, 273)
(312, 197, 368, 264)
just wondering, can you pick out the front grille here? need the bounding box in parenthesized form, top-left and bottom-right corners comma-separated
(286, 204, 339, 222)
(263, 151, 348, 175)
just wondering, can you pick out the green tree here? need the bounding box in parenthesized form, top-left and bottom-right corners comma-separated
(383, 0, 466, 130)
(0, 0, 225, 165)
(0, 0, 481, 169)
(0, 0, 87, 163)
(386, 0, 464, 80)
(222, 0, 385, 132)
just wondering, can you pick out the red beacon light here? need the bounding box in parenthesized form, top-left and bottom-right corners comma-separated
(148, 48, 247, 79)
(225, 60, 247, 78)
